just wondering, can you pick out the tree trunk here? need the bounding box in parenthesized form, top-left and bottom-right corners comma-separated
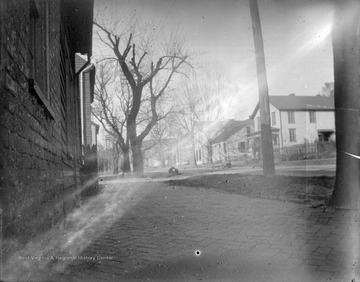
(132, 143, 144, 176)
(191, 127, 197, 166)
(158, 144, 166, 167)
(127, 115, 145, 176)
(122, 147, 131, 173)
(113, 149, 120, 175)
(207, 142, 213, 165)
(191, 135, 197, 166)
(328, 0, 360, 209)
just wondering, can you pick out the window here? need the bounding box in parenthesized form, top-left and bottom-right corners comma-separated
(238, 142, 246, 152)
(289, 129, 296, 142)
(29, 1, 50, 98)
(257, 117, 261, 131)
(318, 131, 333, 142)
(271, 112, 276, 126)
(29, 1, 38, 78)
(272, 134, 279, 145)
(28, 1, 54, 118)
(309, 111, 316, 123)
(288, 111, 295, 124)
(246, 126, 251, 134)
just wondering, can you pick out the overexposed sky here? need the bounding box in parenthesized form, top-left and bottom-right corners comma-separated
(93, 0, 335, 120)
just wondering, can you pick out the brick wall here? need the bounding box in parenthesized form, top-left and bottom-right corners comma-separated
(0, 0, 88, 258)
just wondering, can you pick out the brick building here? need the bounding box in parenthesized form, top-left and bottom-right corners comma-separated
(0, 0, 94, 258)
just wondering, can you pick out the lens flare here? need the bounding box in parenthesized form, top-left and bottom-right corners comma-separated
(2, 178, 148, 281)
(295, 23, 333, 56)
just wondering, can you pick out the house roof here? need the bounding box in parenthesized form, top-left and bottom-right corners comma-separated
(62, 0, 94, 57)
(142, 138, 178, 151)
(75, 54, 96, 102)
(75, 55, 87, 73)
(212, 119, 253, 144)
(194, 120, 231, 137)
(142, 140, 156, 151)
(250, 95, 334, 118)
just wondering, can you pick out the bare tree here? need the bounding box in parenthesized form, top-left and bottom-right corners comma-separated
(93, 62, 131, 173)
(173, 80, 201, 166)
(146, 119, 176, 167)
(173, 68, 228, 165)
(93, 19, 192, 175)
(318, 82, 334, 97)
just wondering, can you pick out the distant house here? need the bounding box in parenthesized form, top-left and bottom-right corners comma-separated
(98, 134, 117, 173)
(174, 134, 194, 166)
(0, 0, 94, 258)
(143, 138, 176, 168)
(250, 94, 335, 151)
(143, 134, 194, 168)
(211, 119, 254, 165)
(91, 120, 100, 146)
(194, 120, 230, 165)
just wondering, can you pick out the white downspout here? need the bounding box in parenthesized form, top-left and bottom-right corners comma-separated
(78, 63, 93, 150)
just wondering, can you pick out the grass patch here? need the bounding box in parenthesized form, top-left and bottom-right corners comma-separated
(166, 174, 335, 205)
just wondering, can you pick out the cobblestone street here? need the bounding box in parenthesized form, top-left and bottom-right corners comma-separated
(5, 178, 359, 282)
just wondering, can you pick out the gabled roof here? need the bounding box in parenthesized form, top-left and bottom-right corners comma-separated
(194, 120, 231, 138)
(75, 54, 87, 73)
(212, 119, 253, 144)
(270, 95, 334, 110)
(250, 95, 334, 118)
(142, 138, 178, 151)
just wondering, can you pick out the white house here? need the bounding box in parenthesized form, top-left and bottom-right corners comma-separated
(211, 119, 254, 165)
(193, 120, 231, 165)
(250, 94, 335, 149)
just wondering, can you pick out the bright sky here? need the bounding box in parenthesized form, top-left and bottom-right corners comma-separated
(93, 0, 335, 120)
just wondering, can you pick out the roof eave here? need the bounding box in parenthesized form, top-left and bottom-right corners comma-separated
(250, 102, 260, 119)
(277, 108, 335, 111)
(63, 0, 94, 57)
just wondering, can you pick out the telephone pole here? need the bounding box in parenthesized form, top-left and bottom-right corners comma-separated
(249, 0, 275, 175)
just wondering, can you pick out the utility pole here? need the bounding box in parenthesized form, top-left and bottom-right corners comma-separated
(328, 0, 360, 209)
(249, 0, 275, 175)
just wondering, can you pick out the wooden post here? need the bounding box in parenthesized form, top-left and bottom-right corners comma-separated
(249, 0, 275, 175)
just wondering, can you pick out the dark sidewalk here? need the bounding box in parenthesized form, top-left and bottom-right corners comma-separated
(2, 177, 359, 282)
